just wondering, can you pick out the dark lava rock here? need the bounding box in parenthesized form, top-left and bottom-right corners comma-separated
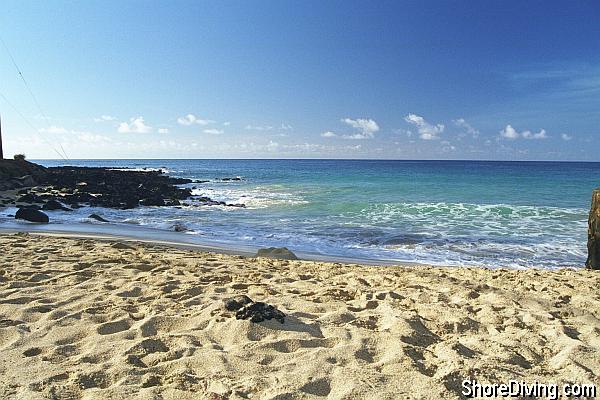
(89, 214, 109, 222)
(16, 193, 43, 203)
(140, 197, 165, 207)
(223, 295, 254, 311)
(221, 177, 242, 181)
(15, 208, 49, 223)
(42, 199, 72, 211)
(236, 302, 285, 324)
(18, 204, 42, 211)
(256, 247, 298, 260)
(42, 166, 193, 210)
(173, 223, 188, 232)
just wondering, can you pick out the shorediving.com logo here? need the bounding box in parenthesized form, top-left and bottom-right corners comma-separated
(462, 379, 597, 399)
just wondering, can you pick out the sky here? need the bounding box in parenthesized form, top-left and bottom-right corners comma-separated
(0, 0, 599, 160)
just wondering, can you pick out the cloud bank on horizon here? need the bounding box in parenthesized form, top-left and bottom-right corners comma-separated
(0, 1, 598, 160)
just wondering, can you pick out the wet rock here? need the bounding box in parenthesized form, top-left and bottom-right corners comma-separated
(18, 204, 42, 211)
(140, 197, 165, 207)
(42, 166, 193, 210)
(256, 247, 298, 260)
(42, 199, 72, 211)
(16, 193, 42, 203)
(89, 214, 109, 222)
(235, 302, 285, 324)
(223, 295, 253, 311)
(15, 208, 49, 223)
(173, 223, 188, 232)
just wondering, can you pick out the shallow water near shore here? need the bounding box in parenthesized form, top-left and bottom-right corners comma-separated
(4, 159, 600, 269)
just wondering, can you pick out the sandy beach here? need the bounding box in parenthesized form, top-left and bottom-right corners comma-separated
(0, 233, 597, 399)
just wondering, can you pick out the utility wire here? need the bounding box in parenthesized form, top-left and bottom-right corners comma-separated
(0, 89, 67, 160)
(0, 34, 69, 160)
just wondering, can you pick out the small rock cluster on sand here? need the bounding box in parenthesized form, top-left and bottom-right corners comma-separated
(224, 295, 286, 324)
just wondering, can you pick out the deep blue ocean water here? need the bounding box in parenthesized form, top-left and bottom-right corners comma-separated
(15, 159, 600, 269)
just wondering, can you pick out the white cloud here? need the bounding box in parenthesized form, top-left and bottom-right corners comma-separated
(38, 126, 69, 134)
(500, 124, 547, 140)
(77, 132, 112, 143)
(453, 118, 479, 138)
(93, 115, 116, 122)
(321, 131, 337, 137)
(561, 133, 573, 141)
(244, 123, 292, 132)
(404, 114, 444, 140)
(177, 114, 215, 126)
(223, 121, 231, 126)
(204, 128, 224, 135)
(245, 125, 274, 131)
(500, 124, 520, 139)
(340, 118, 379, 139)
(522, 129, 547, 140)
(118, 116, 153, 133)
(158, 128, 169, 134)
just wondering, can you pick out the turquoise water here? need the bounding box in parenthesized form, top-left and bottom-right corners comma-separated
(16, 159, 600, 268)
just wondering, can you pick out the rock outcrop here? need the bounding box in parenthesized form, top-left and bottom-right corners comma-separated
(89, 214, 109, 222)
(2, 163, 249, 213)
(586, 188, 600, 270)
(15, 208, 49, 223)
(0, 160, 47, 191)
(256, 247, 298, 260)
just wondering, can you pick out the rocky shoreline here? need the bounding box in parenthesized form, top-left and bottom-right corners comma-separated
(0, 160, 245, 223)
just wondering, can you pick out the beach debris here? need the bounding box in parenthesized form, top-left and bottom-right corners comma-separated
(15, 208, 49, 223)
(223, 295, 253, 311)
(89, 214, 109, 222)
(587, 188, 600, 270)
(256, 247, 298, 260)
(223, 295, 285, 323)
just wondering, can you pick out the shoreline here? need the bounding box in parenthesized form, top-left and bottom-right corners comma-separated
(0, 222, 425, 268)
(1, 160, 592, 270)
(0, 233, 597, 399)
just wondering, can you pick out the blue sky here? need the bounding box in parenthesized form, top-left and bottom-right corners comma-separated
(1, 0, 599, 160)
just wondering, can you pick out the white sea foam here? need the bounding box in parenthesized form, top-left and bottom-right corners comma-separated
(189, 185, 308, 208)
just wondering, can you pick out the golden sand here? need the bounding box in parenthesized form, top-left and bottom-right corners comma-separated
(0, 233, 598, 399)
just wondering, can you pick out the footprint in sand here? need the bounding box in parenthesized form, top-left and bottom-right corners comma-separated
(299, 378, 332, 397)
(75, 370, 111, 389)
(23, 347, 42, 357)
(96, 319, 131, 335)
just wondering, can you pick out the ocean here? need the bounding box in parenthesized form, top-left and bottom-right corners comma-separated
(11, 159, 600, 269)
